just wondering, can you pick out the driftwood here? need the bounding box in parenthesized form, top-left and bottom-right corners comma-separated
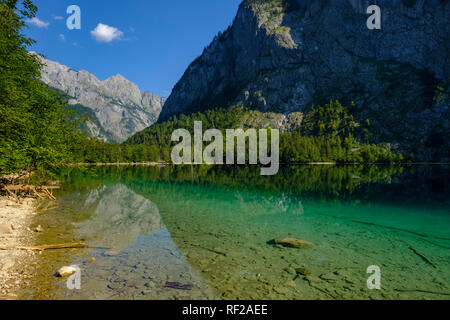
(5, 187, 19, 202)
(41, 187, 56, 200)
(0, 243, 103, 251)
(3, 185, 60, 191)
(0, 185, 60, 201)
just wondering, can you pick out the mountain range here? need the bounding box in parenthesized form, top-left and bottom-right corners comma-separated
(38, 0, 449, 161)
(39, 56, 165, 143)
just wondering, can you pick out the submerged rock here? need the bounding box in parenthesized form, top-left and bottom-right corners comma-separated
(269, 238, 313, 249)
(295, 268, 312, 276)
(33, 225, 44, 233)
(55, 266, 77, 278)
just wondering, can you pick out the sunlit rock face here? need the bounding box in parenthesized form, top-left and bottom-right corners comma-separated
(39, 57, 165, 142)
(74, 184, 165, 251)
(159, 0, 449, 161)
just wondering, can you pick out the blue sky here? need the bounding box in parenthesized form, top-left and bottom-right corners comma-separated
(25, 0, 242, 97)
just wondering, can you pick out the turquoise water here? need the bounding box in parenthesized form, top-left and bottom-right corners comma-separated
(26, 165, 450, 300)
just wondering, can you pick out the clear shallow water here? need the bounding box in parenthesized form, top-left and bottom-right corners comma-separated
(19, 165, 450, 300)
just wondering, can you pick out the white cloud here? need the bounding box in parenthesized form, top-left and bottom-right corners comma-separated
(59, 34, 65, 41)
(53, 16, 64, 20)
(26, 17, 50, 28)
(90, 23, 123, 43)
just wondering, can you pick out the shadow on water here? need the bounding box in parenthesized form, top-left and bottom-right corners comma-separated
(19, 165, 450, 300)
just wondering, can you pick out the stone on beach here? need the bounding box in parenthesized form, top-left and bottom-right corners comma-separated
(55, 266, 77, 277)
(270, 238, 313, 249)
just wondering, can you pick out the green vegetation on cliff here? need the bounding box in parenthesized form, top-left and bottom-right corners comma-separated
(126, 101, 404, 163)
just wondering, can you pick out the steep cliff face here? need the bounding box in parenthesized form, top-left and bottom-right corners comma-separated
(159, 0, 449, 160)
(40, 57, 165, 142)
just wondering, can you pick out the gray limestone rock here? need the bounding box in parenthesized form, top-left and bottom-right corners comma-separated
(39, 56, 165, 143)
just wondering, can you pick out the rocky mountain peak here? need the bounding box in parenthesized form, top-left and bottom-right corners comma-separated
(38, 56, 165, 142)
(102, 74, 143, 107)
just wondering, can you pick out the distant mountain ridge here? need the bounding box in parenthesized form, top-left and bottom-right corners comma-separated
(38, 56, 165, 142)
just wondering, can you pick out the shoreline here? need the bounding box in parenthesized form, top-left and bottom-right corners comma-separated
(71, 162, 450, 167)
(0, 196, 38, 300)
(73, 162, 167, 166)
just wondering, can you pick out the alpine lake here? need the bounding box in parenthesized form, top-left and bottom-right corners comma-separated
(16, 164, 450, 300)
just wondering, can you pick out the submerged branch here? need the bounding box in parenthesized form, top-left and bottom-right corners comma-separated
(314, 212, 450, 244)
(0, 243, 107, 251)
(408, 246, 437, 268)
(395, 288, 450, 296)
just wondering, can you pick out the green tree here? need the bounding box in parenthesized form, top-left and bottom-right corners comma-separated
(0, 0, 82, 178)
(302, 100, 360, 139)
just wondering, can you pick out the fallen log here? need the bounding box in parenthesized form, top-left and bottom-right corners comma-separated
(38, 186, 60, 190)
(33, 188, 44, 199)
(0, 243, 106, 251)
(2, 185, 34, 192)
(5, 188, 19, 202)
(2, 185, 60, 192)
(41, 187, 56, 201)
